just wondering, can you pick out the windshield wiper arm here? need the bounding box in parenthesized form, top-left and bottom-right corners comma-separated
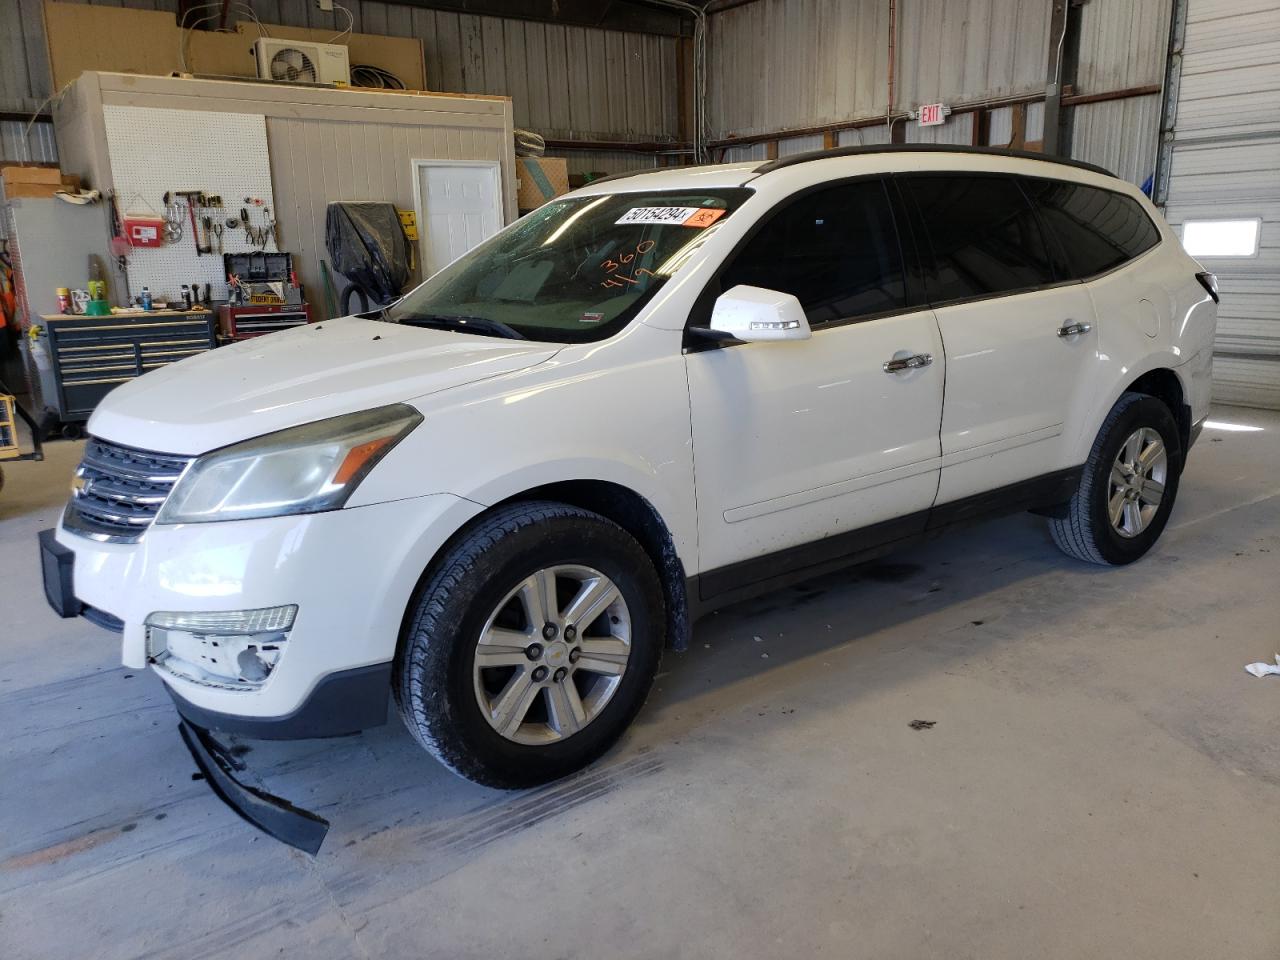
(394, 313, 527, 340)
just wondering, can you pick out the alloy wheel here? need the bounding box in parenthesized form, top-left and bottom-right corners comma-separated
(472, 565, 632, 745)
(1108, 427, 1167, 538)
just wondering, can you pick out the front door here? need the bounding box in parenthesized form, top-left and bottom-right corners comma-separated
(686, 178, 945, 598)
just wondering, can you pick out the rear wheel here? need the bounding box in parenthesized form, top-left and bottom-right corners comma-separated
(1049, 391, 1182, 565)
(394, 501, 664, 788)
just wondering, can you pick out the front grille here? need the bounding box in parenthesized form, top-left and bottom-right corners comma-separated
(63, 438, 193, 543)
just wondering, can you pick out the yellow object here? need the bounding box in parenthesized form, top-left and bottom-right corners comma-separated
(0, 394, 19, 461)
(397, 209, 418, 241)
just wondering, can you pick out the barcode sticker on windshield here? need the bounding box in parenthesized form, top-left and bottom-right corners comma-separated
(615, 207, 726, 227)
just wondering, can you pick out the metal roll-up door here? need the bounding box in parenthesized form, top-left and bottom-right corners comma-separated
(1158, 0, 1280, 409)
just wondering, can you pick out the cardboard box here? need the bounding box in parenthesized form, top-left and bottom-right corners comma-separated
(0, 171, 80, 200)
(516, 158, 569, 210)
(1, 165, 62, 185)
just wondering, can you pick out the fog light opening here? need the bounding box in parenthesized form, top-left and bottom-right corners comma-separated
(145, 606, 297, 691)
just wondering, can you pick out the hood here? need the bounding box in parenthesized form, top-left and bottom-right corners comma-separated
(88, 316, 560, 455)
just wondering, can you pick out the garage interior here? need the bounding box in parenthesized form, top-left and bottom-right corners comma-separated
(2, 0, 1278, 957)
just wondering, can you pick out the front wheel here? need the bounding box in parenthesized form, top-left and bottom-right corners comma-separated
(394, 501, 664, 788)
(1049, 391, 1183, 565)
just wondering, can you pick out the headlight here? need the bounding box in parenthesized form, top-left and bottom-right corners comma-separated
(156, 404, 422, 524)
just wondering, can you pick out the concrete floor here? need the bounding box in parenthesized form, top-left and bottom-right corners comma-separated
(2, 405, 1279, 960)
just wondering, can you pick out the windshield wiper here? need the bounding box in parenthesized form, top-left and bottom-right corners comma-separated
(393, 313, 527, 340)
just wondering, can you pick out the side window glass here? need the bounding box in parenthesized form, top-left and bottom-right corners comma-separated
(905, 175, 1057, 303)
(719, 179, 907, 326)
(1023, 178, 1161, 279)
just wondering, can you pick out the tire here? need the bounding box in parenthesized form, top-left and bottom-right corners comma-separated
(1049, 391, 1183, 565)
(394, 500, 665, 789)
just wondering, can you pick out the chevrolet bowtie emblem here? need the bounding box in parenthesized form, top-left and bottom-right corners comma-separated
(71, 473, 88, 497)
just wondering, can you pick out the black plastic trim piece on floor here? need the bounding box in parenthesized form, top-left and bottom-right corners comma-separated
(178, 721, 329, 856)
(166, 661, 393, 740)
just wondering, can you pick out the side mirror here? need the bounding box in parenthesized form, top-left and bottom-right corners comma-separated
(704, 285, 811, 343)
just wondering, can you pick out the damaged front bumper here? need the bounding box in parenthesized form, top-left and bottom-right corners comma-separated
(178, 721, 329, 856)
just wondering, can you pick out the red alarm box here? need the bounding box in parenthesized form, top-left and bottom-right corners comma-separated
(123, 216, 165, 247)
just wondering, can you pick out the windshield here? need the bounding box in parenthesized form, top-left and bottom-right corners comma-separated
(385, 189, 753, 342)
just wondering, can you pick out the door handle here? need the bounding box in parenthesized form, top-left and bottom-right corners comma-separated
(882, 352, 933, 374)
(1057, 321, 1092, 338)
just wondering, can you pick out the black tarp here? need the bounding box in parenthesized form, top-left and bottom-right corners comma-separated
(324, 201, 410, 305)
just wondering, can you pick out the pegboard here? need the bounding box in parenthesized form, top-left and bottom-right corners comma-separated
(103, 104, 279, 304)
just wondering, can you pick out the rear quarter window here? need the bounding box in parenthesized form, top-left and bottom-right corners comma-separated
(1020, 178, 1161, 280)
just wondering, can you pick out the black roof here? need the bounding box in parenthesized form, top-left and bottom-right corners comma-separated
(752, 143, 1114, 179)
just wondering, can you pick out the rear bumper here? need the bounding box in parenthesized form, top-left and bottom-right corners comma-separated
(167, 661, 393, 739)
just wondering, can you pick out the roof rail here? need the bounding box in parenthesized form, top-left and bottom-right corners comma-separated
(752, 144, 1115, 179)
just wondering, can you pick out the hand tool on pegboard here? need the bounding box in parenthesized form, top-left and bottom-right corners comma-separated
(264, 207, 279, 248)
(161, 192, 184, 243)
(176, 190, 207, 255)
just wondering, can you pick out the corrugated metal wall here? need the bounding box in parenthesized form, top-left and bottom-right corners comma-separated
(0, 121, 58, 164)
(0, 0, 681, 166)
(1162, 0, 1280, 409)
(1074, 0, 1172, 92)
(1070, 94, 1162, 186)
(708, 0, 1051, 140)
(708, 0, 891, 139)
(895, 0, 1051, 108)
(705, 0, 1164, 187)
(1068, 0, 1171, 189)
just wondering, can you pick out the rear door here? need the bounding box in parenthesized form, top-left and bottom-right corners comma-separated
(899, 174, 1099, 507)
(686, 178, 944, 595)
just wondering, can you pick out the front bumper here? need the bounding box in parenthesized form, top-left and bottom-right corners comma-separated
(42, 492, 483, 729)
(179, 721, 329, 855)
(166, 661, 393, 738)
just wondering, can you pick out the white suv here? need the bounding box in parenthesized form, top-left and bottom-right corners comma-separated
(42, 147, 1217, 804)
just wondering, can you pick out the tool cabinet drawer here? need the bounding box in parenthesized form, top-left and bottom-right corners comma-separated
(41, 311, 216, 420)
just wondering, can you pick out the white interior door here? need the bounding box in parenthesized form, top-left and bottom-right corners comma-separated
(415, 161, 503, 277)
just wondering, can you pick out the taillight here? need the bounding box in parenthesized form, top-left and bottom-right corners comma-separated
(1196, 271, 1219, 303)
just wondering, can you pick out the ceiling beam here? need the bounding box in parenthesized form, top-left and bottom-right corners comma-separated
(377, 1, 693, 36)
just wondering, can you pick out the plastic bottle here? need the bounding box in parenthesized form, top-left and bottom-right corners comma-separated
(140, 287, 152, 311)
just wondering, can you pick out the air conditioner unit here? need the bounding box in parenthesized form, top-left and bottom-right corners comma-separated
(253, 38, 350, 86)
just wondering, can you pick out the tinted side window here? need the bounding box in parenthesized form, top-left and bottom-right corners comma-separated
(1022, 178, 1161, 279)
(720, 179, 907, 325)
(905, 175, 1057, 303)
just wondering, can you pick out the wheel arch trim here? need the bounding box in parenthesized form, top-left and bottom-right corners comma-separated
(400, 474, 694, 657)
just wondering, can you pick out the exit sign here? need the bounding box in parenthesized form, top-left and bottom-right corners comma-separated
(917, 103, 947, 126)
